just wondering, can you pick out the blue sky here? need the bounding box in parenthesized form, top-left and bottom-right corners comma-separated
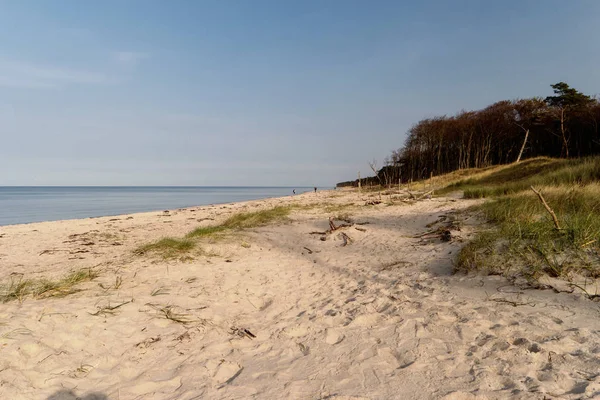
(1, 1, 599, 186)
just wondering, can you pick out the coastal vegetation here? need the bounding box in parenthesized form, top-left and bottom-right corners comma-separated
(135, 206, 292, 258)
(0, 268, 98, 303)
(337, 82, 600, 285)
(448, 157, 600, 281)
(338, 82, 599, 187)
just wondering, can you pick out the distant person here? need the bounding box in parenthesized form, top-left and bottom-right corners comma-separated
(293, 189, 296, 195)
(314, 187, 317, 193)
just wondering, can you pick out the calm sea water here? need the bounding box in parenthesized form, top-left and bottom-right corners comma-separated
(0, 187, 314, 226)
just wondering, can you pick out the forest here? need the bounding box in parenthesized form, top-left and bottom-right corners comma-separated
(337, 83, 600, 187)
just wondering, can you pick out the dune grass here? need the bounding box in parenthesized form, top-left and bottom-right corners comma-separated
(134, 237, 196, 259)
(439, 157, 600, 198)
(449, 157, 600, 280)
(136, 206, 292, 259)
(221, 206, 291, 229)
(0, 268, 99, 303)
(186, 206, 291, 238)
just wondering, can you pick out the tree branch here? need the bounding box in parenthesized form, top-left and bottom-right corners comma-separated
(530, 186, 561, 230)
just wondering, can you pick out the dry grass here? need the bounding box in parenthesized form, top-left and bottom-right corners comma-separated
(146, 303, 194, 324)
(0, 268, 99, 303)
(135, 206, 292, 259)
(134, 237, 196, 259)
(186, 206, 291, 238)
(451, 157, 600, 280)
(220, 206, 291, 229)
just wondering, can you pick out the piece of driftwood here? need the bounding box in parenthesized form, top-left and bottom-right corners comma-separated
(329, 217, 337, 231)
(530, 186, 561, 230)
(417, 189, 434, 200)
(339, 232, 352, 247)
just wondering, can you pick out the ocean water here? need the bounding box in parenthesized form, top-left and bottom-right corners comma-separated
(0, 186, 314, 226)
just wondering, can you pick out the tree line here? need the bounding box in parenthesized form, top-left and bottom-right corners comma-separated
(337, 83, 600, 187)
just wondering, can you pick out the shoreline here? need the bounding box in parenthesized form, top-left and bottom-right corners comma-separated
(0, 188, 322, 228)
(1, 188, 599, 399)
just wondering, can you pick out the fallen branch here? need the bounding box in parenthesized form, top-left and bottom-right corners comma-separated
(417, 189, 434, 200)
(530, 186, 561, 230)
(329, 217, 337, 231)
(303, 247, 313, 254)
(339, 232, 353, 247)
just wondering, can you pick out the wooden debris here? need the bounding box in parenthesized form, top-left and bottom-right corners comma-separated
(530, 186, 562, 230)
(339, 232, 353, 247)
(329, 217, 337, 231)
(230, 327, 256, 339)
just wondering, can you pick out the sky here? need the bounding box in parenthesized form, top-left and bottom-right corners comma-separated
(1, 0, 599, 186)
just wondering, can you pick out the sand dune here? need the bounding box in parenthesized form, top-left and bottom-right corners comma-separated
(0, 190, 599, 399)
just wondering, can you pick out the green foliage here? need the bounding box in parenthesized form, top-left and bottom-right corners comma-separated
(545, 82, 594, 109)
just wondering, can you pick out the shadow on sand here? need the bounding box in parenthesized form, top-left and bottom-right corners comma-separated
(47, 389, 109, 400)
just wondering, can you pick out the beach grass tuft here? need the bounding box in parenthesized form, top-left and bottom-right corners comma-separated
(187, 206, 291, 238)
(134, 237, 196, 258)
(135, 206, 292, 259)
(0, 268, 99, 303)
(220, 206, 291, 229)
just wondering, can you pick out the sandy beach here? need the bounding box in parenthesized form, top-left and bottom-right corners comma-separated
(1, 189, 599, 400)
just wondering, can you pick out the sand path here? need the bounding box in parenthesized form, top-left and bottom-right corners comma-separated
(0, 190, 599, 399)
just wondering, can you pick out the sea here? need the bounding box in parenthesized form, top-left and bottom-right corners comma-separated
(0, 186, 315, 226)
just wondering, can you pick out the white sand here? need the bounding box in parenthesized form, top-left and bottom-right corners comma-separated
(0, 190, 599, 399)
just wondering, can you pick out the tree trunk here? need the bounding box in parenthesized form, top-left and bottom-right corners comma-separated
(516, 129, 529, 163)
(560, 108, 569, 158)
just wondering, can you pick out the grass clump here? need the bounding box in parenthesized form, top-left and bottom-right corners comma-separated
(186, 225, 226, 238)
(456, 184, 600, 279)
(0, 268, 98, 303)
(187, 206, 291, 237)
(134, 238, 196, 258)
(136, 206, 291, 259)
(221, 206, 291, 229)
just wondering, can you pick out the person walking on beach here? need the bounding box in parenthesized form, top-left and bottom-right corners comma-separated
(314, 187, 317, 193)
(293, 189, 296, 195)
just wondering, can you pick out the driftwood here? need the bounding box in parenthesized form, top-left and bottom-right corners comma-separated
(309, 217, 360, 246)
(339, 232, 352, 247)
(530, 186, 561, 230)
(417, 189, 434, 200)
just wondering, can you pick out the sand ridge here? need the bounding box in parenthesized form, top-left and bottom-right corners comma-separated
(0, 190, 599, 399)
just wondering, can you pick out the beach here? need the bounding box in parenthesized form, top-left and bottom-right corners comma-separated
(1, 189, 599, 400)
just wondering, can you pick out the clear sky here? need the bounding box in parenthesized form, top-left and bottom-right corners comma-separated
(1, 1, 599, 186)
